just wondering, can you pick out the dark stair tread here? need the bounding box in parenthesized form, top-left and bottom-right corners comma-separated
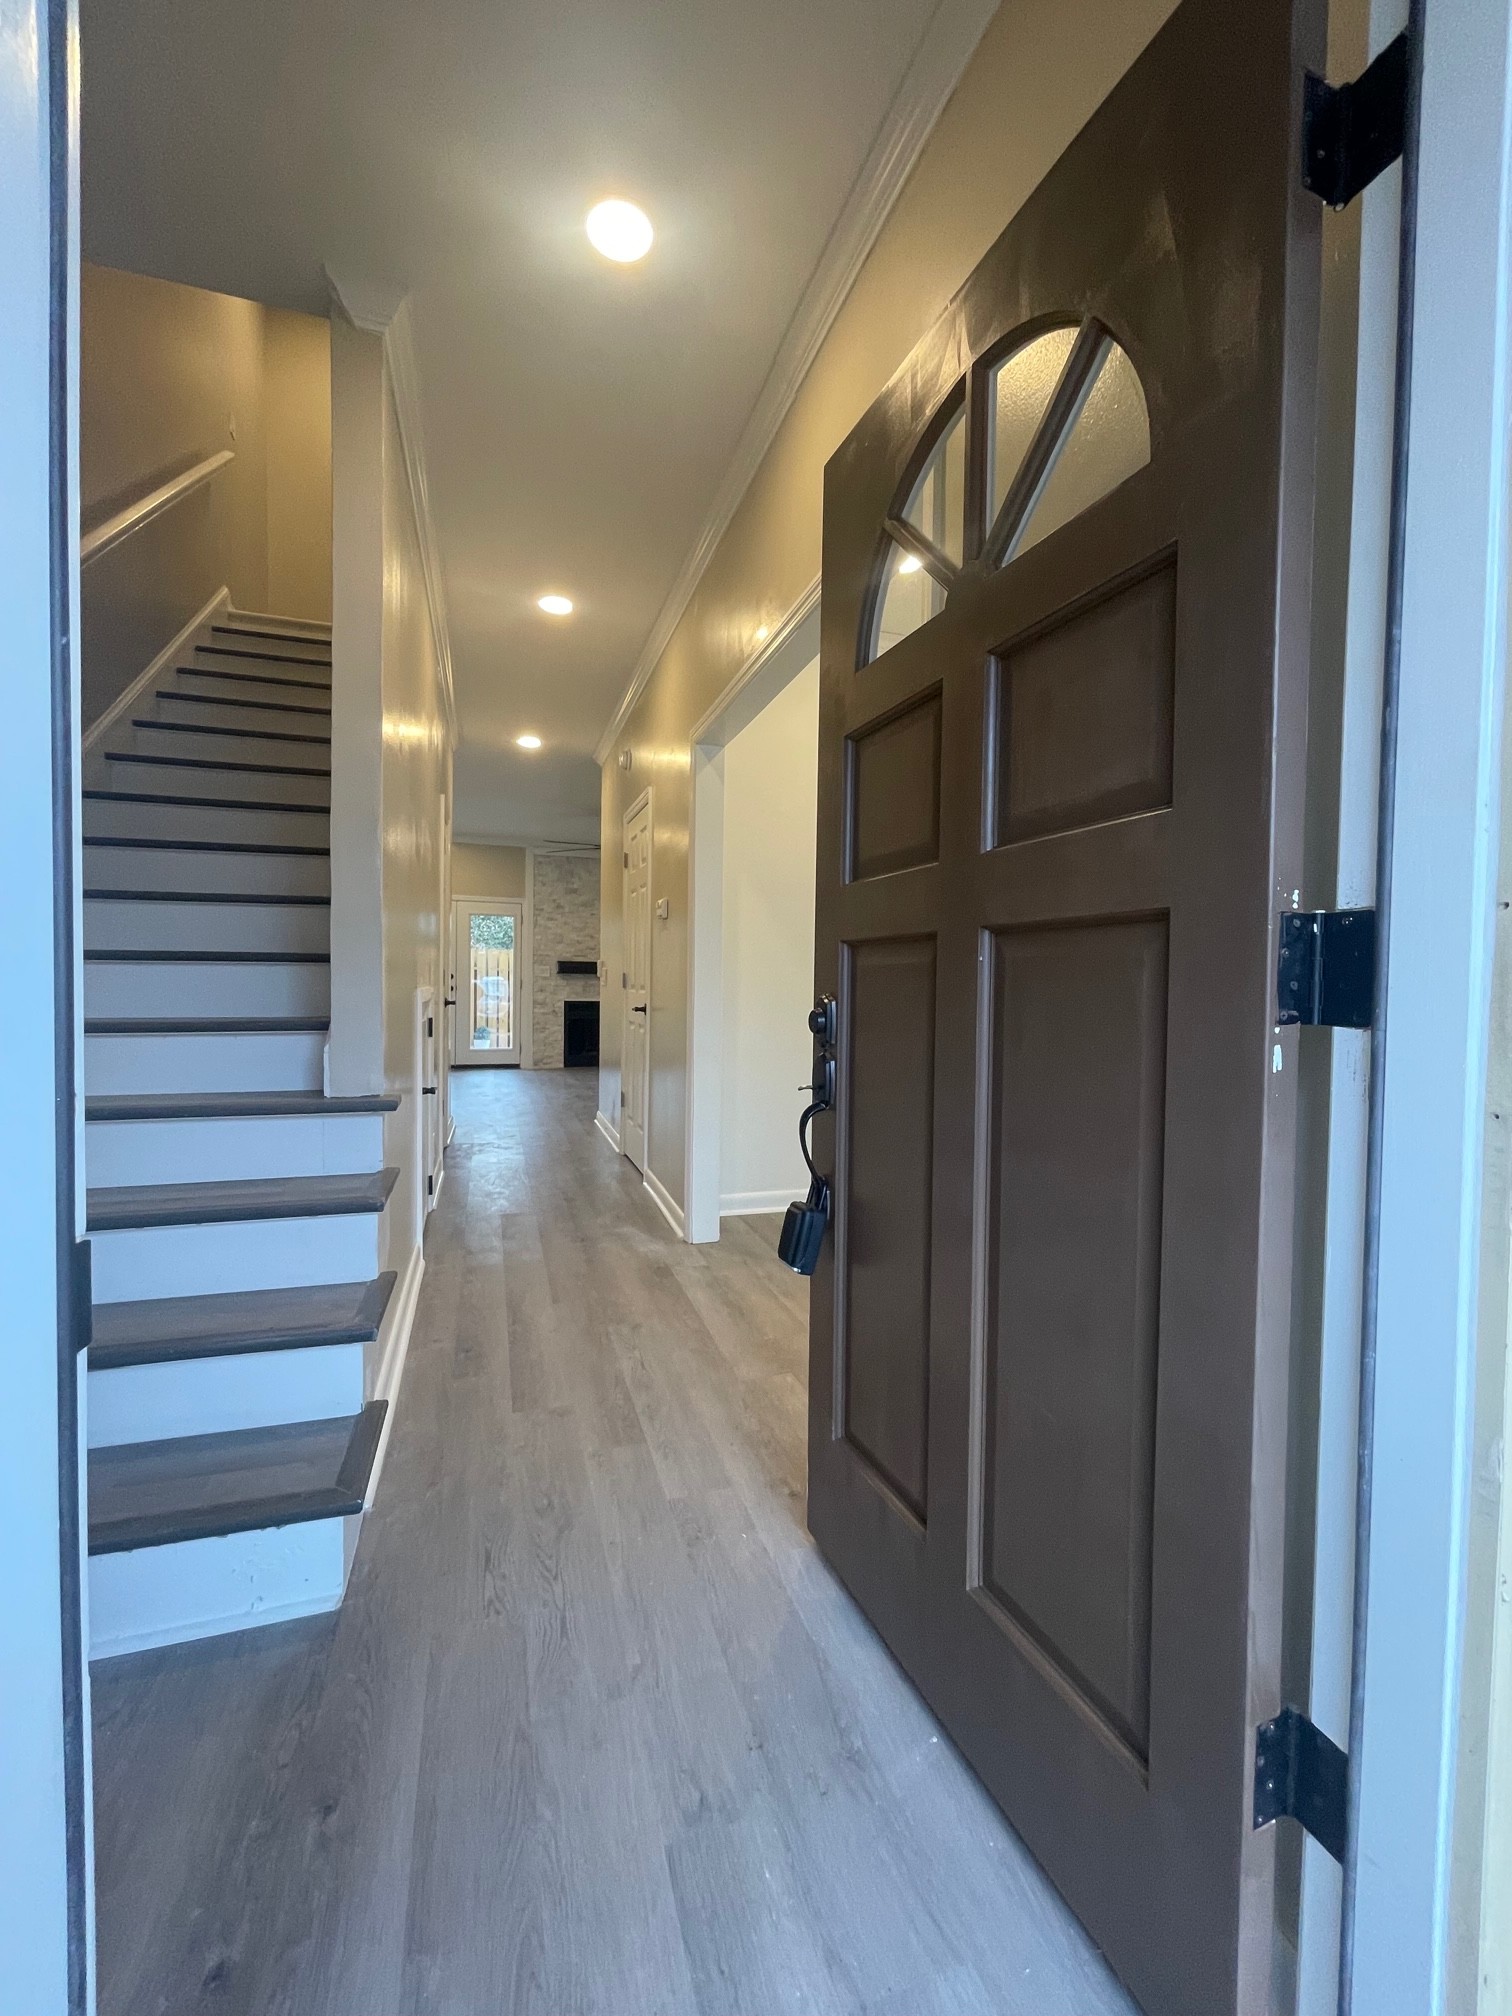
(214, 622, 331, 646)
(132, 716, 332, 747)
(87, 1402, 386, 1554)
(83, 887, 330, 907)
(84, 836, 329, 857)
(87, 1167, 399, 1232)
(85, 1016, 329, 1035)
(103, 750, 332, 779)
(90, 1273, 397, 1370)
(83, 786, 331, 816)
(194, 644, 331, 669)
(87, 1090, 397, 1121)
(84, 949, 330, 964)
(162, 692, 332, 718)
(177, 665, 332, 695)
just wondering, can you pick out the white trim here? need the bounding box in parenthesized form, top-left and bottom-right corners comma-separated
(620, 786, 653, 1167)
(592, 0, 996, 766)
(721, 1188, 804, 1217)
(363, 1235, 426, 1508)
(325, 270, 458, 750)
(81, 447, 234, 567)
(594, 1108, 621, 1155)
(1350, 3, 1512, 2007)
(83, 584, 229, 755)
(686, 587, 823, 1244)
(644, 1162, 685, 1240)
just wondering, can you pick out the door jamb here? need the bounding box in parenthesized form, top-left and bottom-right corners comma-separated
(685, 580, 821, 1243)
(1347, 0, 1512, 2006)
(621, 786, 654, 1178)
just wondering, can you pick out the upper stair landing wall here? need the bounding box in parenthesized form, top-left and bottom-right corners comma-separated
(81, 263, 332, 737)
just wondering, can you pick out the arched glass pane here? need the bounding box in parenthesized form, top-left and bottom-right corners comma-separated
(870, 538, 945, 661)
(900, 404, 966, 565)
(1014, 341, 1150, 557)
(987, 326, 1078, 525)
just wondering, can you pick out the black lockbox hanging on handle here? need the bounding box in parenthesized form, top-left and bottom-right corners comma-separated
(779, 996, 836, 1277)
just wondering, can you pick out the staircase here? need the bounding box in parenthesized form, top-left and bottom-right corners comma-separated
(82, 610, 400, 1657)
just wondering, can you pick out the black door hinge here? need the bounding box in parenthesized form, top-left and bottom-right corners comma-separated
(1254, 1706, 1348, 1863)
(1302, 30, 1409, 208)
(1277, 908, 1376, 1028)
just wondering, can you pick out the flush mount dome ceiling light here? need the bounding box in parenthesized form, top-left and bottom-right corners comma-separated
(586, 199, 654, 264)
(516, 734, 543, 750)
(537, 593, 574, 616)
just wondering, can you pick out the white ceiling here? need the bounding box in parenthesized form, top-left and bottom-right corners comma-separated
(80, 0, 949, 843)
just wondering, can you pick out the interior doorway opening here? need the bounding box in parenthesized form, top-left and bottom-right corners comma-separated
(686, 591, 822, 1243)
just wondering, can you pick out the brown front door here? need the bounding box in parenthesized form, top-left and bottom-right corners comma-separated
(807, 2, 1322, 2011)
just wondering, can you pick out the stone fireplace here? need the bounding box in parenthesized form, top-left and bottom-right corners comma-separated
(528, 850, 600, 1070)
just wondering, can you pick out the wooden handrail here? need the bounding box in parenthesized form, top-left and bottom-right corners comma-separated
(80, 447, 234, 567)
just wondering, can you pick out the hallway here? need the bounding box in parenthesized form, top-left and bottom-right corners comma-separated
(92, 1069, 1136, 2016)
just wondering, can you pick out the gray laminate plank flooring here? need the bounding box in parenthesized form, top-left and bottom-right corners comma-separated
(91, 1068, 1139, 2016)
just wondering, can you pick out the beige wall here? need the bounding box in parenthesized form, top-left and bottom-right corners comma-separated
(264, 306, 333, 623)
(597, 0, 1178, 1205)
(451, 840, 527, 901)
(80, 263, 331, 727)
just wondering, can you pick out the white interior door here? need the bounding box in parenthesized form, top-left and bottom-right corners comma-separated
(621, 796, 651, 1172)
(450, 898, 522, 1067)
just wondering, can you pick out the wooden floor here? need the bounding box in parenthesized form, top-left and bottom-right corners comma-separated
(92, 1067, 1138, 2016)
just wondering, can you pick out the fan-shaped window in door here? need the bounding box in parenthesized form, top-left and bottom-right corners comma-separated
(867, 397, 965, 664)
(985, 320, 1150, 566)
(861, 322, 1149, 669)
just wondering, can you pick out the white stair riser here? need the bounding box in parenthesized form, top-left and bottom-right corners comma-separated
(129, 723, 331, 769)
(85, 959, 330, 1020)
(85, 896, 329, 954)
(153, 696, 332, 739)
(84, 796, 329, 848)
(86, 1028, 325, 1095)
(83, 843, 330, 898)
(86, 1111, 383, 1186)
(89, 1517, 352, 1658)
(92, 1210, 384, 1301)
(88, 1342, 365, 1447)
(192, 644, 331, 676)
(101, 757, 329, 807)
(169, 670, 331, 711)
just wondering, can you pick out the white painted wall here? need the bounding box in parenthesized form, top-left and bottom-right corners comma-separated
(719, 655, 819, 1215)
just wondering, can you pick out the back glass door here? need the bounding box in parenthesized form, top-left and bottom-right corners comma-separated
(807, 0, 1324, 2009)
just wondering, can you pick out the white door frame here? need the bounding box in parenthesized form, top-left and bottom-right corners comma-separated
(685, 582, 821, 1244)
(449, 896, 524, 1068)
(1346, 3, 1512, 2008)
(620, 787, 653, 1176)
(1, 0, 89, 2006)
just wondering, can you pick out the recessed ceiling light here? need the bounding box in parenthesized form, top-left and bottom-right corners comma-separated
(586, 199, 654, 264)
(537, 594, 574, 616)
(516, 733, 543, 750)
(897, 553, 923, 575)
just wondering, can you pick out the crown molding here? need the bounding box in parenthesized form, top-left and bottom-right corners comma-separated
(326, 268, 459, 749)
(593, 0, 998, 767)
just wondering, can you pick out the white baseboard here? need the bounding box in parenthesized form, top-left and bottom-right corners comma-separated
(365, 1237, 425, 1507)
(84, 585, 230, 756)
(720, 1188, 804, 1217)
(594, 1109, 621, 1155)
(644, 1164, 686, 1240)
